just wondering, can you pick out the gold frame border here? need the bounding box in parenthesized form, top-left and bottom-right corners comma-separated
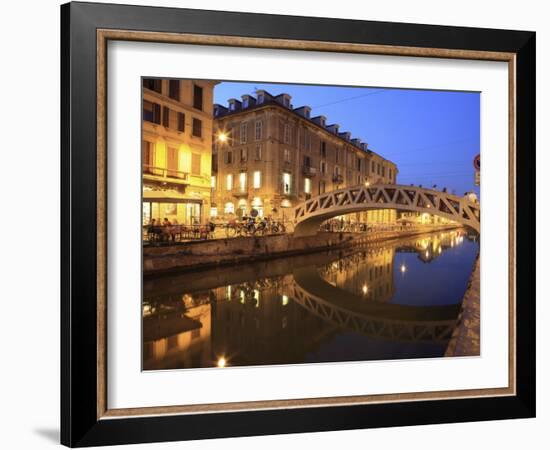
(96, 29, 517, 420)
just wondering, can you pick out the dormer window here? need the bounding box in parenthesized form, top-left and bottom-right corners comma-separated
(243, 98, 249, 108)
(305, 110, 310, 119)
(257, 94, 264, 104)
(229, 103, 236, 111)
(283, 97, 290, 107)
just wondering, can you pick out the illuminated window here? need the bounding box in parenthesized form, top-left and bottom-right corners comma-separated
(211, 176, 216, 188)
(210, 207, 217, 217)
(239, 172, 247, 191)
(224, 202, 234, 214)
(283, 173, 291, 194)
(253, 171, 261, 189)
(226, 174, 233, 190)
(304, 178, 311, 194)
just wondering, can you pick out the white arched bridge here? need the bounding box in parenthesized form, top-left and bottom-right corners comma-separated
(293, 184, 480, 236)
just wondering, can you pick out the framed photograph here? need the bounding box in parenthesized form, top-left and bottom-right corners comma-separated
(61, 1, 536, 447)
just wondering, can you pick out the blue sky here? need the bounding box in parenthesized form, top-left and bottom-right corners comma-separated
(214, 82, 480, 196)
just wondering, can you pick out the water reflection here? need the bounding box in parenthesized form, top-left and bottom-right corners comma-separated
(143, 230, 478, 370)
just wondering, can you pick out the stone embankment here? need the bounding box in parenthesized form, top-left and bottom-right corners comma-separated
(445, 255, 481, 357)
(143, 225, 461, 276)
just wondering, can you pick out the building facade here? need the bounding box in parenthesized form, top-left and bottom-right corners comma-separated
(142, 78, 217, 226)
(211, 90, 398, 225)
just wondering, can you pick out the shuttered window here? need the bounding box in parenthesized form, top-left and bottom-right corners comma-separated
(177, 112, 185, 132)
(143, 100, 161, 124)
(193, 85, 203, 110)
(168, 80, 180, 100)
(162, 106, 170, 128)
(192, 118, 202, 137)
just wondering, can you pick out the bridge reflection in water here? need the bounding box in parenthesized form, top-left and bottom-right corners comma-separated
(143, 230, 479, 370)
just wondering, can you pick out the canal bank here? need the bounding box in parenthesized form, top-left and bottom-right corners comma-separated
(143, 230, 479, 370)
(445, 255, 481, 357)
(143, 224, 462, 276)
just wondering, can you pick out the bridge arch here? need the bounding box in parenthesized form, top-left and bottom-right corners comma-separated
(293, 184, 480, 237)
(290, 266, 461, 343)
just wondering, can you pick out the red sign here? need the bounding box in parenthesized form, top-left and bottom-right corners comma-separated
(473, 154, 480, 171)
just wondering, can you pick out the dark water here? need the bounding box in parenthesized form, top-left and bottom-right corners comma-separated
(143, 230, 479, 370)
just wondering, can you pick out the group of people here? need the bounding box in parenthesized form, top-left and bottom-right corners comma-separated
(146, 218, 216, 242)
(147, 218, 179, 241)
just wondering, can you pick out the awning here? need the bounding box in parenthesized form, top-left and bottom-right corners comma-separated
(143, 190, 202, 204)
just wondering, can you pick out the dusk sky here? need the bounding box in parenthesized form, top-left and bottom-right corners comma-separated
(214, 82, 480, 196)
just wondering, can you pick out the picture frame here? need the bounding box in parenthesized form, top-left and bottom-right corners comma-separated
(61, 1, 536, 447)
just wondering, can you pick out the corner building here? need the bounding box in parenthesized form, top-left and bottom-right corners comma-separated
(211, 90, 398, 225)
(142, 78, 217, 226)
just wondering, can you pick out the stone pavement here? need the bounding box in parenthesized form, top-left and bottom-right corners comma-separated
(445, 255, 480, 357)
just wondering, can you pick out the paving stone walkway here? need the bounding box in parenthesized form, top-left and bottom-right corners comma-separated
(445, 255, 480, 357)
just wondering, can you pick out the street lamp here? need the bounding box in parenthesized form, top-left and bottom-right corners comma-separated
(217, 131, 228, 143)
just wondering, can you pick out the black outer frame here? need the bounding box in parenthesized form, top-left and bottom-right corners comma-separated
(61, 1, 536, 447)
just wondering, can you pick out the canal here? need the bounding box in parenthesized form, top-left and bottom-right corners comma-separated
(143, 230, 479, 371)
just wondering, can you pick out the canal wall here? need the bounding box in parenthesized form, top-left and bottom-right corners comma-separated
(143, 225, 461, 276)
(445, 255, 481, 357)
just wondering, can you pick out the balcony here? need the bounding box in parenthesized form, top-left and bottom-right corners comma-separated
(332, 174, 344, 184)
(143, 165, 190, 184)
(302, 166, 317, 177)
(281, 190, 298, 199)
(232, 187, 248, 197)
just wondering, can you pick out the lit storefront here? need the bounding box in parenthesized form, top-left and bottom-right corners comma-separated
(142, 179, 209, 226)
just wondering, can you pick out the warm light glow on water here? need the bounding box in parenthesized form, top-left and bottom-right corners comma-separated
(142, 231, 479, 371)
